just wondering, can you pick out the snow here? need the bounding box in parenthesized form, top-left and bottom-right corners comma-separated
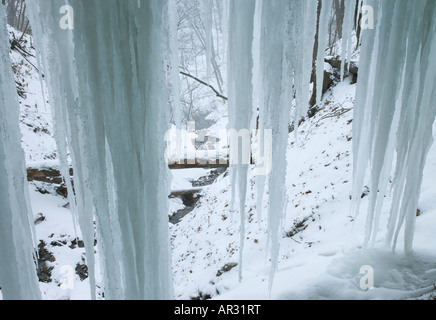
(7, 26, 56, 166)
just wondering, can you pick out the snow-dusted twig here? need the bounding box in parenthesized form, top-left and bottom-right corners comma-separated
(180, 71, 228, 101)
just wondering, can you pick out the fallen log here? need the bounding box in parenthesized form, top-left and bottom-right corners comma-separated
(26, 161, 226, 198)
(168, 159, 229, 170)
(26, 160, 228, 184)
(27, 167, 64, 184)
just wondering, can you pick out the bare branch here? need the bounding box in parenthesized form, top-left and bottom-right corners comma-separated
(180, 70, 228, 101)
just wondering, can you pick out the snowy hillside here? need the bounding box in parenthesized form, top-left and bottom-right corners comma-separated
(171, 78, 436, 300)
(8, 26, 56, 166)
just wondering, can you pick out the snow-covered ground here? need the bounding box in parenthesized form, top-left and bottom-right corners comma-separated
(171, 78, 436, 300)
(8, 26, 57, 166)
(7, 26, 436, 300)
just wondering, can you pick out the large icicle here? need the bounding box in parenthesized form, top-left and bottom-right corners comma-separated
(316, 0, 332, 105)
(353, 0, 436, 252)
(28, 0, 174, 299)
(252, 0, 265, 225)
(291, 0, 318, 133)
(202, 0, 214, 79)
(242, 0, 319, 292)
(340, 0, 355, 79)
(254, 0, 317, 291)
(257, 0, 287, 291)
(0, 6, 41, 300)
(167, 0, 182, 128)
(227, 0, 256, 282)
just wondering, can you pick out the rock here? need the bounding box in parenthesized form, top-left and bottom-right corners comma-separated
(56, 183, 68, 198)
(34, 213, 45, 225)
(36, 240, 55, 283)
(69, 238, 97, 249)
(75, 263, 88, 281)
(50, 239, 68, 247)
(216, 262, 238, 277)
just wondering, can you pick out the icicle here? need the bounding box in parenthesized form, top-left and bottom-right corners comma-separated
(340, 0, 355, 79)
(202, 0, 213, 79)
(244, 0, 319, 292)
(353, 0, 436, 253)
(252, 0, 264, 225)
(0, 6, 41, 300)
(257, 0, 286, 290)
(28, 0, 174, 300)
(167, 0, 181, 128)
(292, 0, 318, 134)
(227, 0, 256, 282)
(316, 0, 333, 105)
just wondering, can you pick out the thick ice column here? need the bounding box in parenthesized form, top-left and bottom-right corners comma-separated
(0, 6, 41, 300)
(28, 0, 174, 299)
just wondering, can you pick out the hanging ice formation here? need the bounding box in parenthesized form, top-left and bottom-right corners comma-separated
(227, 0, 320, 287)
(340, 0, 355, 79)
(0, 5, 41, 300)
(27, 0, 174, 300)
(167, 0, 182, 128)
(227, 0, 256, 282)
(202, 0, 214, 80)
(352, 0, 436, 253)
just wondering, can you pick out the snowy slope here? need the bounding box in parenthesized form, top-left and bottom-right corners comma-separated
(171, 78, 436, 300)
(8, 26, 57, 166)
